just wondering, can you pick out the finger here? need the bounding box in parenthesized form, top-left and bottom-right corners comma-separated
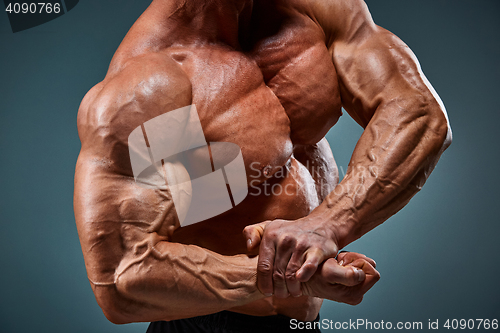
(273, 236, 295, 298)
(307, 259, 380, 305)
(350, 259, 380, 284)
(321, 258, 365, 287)
(285, 250, 304, 297)
(362, 256, 376, 268)
(347, 254, 376, 269)
(243, 221, 267, 251)
(337, 252, 376, 268)
(257, 235, 276, 296)
(346, 259, 380, 295)
(336, 251, 349, 266)
(295, 248, 324, 283)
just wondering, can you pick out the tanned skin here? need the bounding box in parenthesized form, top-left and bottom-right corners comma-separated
(74, 0, 451, 325)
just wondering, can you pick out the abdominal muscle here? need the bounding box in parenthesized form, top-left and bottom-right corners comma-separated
(170, 150, 337, 321)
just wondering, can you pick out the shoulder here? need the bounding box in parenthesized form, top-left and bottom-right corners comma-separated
(77, 52, 192, 165)
(305, 0, 377, 45)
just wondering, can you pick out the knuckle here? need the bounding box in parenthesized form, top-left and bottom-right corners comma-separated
(296, 240, 308, 253)
(343, 254, 353, 262)
(287, 261, 301, 272)
(345, 268, 355, 280)
(344, 268, 358, 284)
(272, 270, 285, 281)
(303, 260, 319, 271)
(257, 262, 272, 275)
(279, 234, 295, 247)
(266, 229, 278, 239)
(307, 246, 324, 259)
(285, 270, 297, 281)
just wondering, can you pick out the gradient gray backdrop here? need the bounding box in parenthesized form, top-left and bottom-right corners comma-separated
(1, 1, 499, 332)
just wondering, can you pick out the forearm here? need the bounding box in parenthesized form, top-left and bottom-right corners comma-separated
(95, 241, 262, 324)
(77, 172, 263, 323)
(314, 96, 451, 248)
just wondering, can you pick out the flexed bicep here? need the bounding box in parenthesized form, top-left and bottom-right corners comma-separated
(74, 55, 264, 324)
(307, 0, 451, 248)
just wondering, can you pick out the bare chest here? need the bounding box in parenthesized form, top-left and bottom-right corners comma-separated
(167, 17, 341, 177)
(168, 46, 293, 181)
(247, 11, 342, 144)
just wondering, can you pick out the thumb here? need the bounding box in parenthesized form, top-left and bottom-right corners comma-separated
(243, 221, 269, 251)
(321, 258, 366, 287)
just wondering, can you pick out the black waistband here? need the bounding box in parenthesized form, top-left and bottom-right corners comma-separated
(194, 310, 319, 331)
(147, 310, 321, 333)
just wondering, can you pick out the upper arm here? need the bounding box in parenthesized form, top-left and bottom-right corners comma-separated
(313, 0, 450, 135)
(74, 53, 192, 285)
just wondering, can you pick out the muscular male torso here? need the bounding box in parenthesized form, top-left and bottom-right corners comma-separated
(80, 0, 340, 321)
(178, 0, 336, 320)
(76, 0, 450, 324)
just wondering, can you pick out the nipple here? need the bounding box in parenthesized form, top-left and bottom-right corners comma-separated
(263, 165, 272, 177)
(171, 52, 187, 63)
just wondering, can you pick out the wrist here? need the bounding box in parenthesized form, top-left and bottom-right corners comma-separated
(309, 200, 357, 250)
(232, 254, 267, 300)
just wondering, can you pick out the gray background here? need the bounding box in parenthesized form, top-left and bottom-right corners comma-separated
(0, 1, 498, 332)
